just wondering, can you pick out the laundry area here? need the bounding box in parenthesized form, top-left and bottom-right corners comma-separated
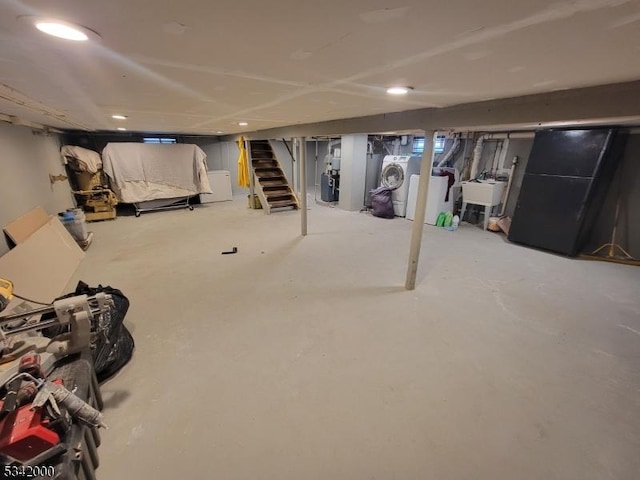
(1, 0, 640, 479)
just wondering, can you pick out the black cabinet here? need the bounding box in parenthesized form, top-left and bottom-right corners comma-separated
(508, 128, 628, 256)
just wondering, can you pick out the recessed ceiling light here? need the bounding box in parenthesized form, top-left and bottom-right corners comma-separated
(117, 127, 127, 131)
(35, 21, 89, 41)
(20, 16, 101, 42)
(238, 122, 248, 126)
(112, 114, 127, 120)
(216, 131, 224, 134)
(386, 86, 412, 95)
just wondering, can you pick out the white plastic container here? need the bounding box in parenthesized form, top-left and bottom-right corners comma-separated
(64, 209, 88, 241)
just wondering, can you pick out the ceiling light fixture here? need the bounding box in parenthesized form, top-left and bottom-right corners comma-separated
(20, 16, 101, 42)
(216, 131, 224, 134)
(112, 114, 127, 120)
(117, 127, 127, 131)
(35, 21, 88, 41)
(238, 122, 248, 126)
(386, 86, 412, 95)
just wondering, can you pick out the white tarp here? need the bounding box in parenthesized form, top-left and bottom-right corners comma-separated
(61, 145, 102, 173)
(102, 143, 212, 203)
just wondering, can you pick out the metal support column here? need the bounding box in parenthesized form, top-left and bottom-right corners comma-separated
(405, 131, 436, 290)
(299, 137, 308, 236)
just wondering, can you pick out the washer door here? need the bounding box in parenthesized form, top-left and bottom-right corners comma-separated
(381, 163, 404, 190)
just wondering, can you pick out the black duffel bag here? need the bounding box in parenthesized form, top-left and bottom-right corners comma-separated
(43, 281, 135, 382)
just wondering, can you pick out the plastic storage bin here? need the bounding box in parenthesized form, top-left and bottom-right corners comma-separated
(59, 210, 88, 242)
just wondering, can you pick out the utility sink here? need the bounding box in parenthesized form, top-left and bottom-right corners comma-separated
(460, 180, 507, 230)
(461, 180, 506, 207)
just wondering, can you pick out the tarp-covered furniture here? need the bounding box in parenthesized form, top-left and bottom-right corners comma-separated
(102, 143, 212, 216)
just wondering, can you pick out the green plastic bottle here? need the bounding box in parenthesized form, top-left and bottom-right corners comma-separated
(443, 212, 453, 227)
(436, 212, 446, 227)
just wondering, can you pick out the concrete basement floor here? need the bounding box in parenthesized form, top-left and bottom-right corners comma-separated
(67, 198, 640, 480)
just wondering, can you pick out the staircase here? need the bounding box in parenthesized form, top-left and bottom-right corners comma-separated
(250, 140, 298, 214)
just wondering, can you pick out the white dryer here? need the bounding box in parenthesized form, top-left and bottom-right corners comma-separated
(380, 155, 421, 216)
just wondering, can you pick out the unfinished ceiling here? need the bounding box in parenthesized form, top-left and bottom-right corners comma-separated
(0, 0, 639, 134)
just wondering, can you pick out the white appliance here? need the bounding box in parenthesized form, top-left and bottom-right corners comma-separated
(380, 155, 421, 217)
(406, 175, 454, 224)
(200, 170, 233, 203)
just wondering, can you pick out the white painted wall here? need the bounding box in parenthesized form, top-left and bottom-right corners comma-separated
(196, 139, 248, 196)
(269, 140, 295, 190)
(0, 122, 74, 255)
(338, 134, 368, 211)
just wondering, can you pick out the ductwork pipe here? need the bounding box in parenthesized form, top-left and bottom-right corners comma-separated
(436, 135, 461, 168)
(468, 131, 535, 180)
(469, 137, 485, 180)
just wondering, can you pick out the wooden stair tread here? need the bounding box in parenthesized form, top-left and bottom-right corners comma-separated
(268, 199, 298, 208)
(254, 166, 281, 171)
(263, 187, 291, 194)
(250, 140, 297, 214)
(258, 173, 285, 181)
(260, 181, 288, 188)
(265, 193, 295, 200)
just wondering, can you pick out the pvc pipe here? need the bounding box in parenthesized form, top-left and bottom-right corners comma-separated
(469, 136, 484, 180)
(299, 137, 308, 236)
(436, 134, 460, 168)
(405, 131, 436, 290)
(468, 131, 534, 180)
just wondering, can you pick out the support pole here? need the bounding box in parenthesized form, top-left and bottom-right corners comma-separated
(405, 131, 436, 290)
(299, 137, 308, 236)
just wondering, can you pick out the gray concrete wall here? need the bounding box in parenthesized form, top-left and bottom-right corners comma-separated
(339, 134, 368, 211)
(586, 133, 640, 258)
(499, 133, 639, 257)
(502, 139, 535, 218)
(0, 122, 74, 255)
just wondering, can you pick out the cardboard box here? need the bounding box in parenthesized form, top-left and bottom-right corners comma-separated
(3, 207, 49, 249)
(0, 215, 84, 311)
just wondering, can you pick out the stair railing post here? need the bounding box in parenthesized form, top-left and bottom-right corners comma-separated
(299, 137, 308, 236)
(246, 138, 256, 207)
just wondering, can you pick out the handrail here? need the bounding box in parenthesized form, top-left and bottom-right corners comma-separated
(282, 138, 295, 163)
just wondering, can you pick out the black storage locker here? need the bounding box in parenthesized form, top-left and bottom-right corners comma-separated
(508, 128, 628, 256)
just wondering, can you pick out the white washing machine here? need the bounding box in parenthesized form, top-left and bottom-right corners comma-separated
(380, 155, 421, 216)
(406, 175, 452, 225)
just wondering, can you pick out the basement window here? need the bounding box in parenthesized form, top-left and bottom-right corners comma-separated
(412, 137, 425, 153)
(143, 137, 177, 144)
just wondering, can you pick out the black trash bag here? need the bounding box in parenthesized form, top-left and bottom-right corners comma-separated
(42, 281, 135, 382)
(370, 186, 395, 219)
